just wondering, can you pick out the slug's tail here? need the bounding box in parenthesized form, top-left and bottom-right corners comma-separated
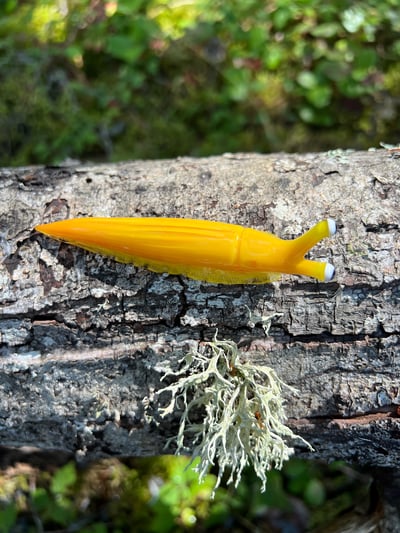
(291, 219, 336, 282)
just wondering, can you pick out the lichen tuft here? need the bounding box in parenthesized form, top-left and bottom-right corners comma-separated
(155, 333, 312, 496)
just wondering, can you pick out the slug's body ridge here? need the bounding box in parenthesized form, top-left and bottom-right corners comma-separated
(35, 217, 336, 283)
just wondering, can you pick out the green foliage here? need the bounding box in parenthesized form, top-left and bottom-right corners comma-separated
(0, 457, 374, 531)
(148, 457, 217, 532)
(50, 461, 77, 493)
(0, 504, 17, 533)
(29, 462, 80, 528)
(0, 0, 400, 165)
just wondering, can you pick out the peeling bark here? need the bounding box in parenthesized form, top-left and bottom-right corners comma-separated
(0, 151, 399, 472)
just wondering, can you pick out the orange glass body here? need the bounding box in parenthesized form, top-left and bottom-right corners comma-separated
(35, 217, 336, 283)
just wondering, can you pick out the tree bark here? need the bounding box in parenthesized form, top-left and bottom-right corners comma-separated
(0, 151, 399, 470)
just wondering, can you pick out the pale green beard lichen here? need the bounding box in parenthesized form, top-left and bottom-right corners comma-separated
(155, 334, 312, 496)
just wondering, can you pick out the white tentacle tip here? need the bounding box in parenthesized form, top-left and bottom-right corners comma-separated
(327, 218, 336, 236)
(324, 263, 335, 282)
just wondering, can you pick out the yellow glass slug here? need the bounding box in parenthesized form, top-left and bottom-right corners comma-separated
(35, 217, 336, 284)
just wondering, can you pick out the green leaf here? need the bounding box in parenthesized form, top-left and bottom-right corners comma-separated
(391, 39, 400, 55)
(264, 45, 284, 70)
(0, 504, 17, 533)
(0, 0, 17, 15)
(224, 67, 252, 101)
(304, 478, 326, 507)
(297, 71, 318, 89)
(48, 498, 76, 527)
(338, 78, 367, 97)
(31, 487, 52, 512)
(272, 7, 293, 31)
(353, 47, 377, 71)
(342, 7, 365, 33)
(116, 0, 147, 15)
(247, 26, 268, 52)
(65, 44, 82, 60)
(51, 462, 77, 495)
(299, 106, 334, 126)
(261, 470, 291, 510)
(106, 35, 145, 62)
(311, 22, 341, 38)
(305, 85, 332, 108)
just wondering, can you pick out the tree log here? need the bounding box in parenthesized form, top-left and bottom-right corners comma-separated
(0, 151, 399, 469)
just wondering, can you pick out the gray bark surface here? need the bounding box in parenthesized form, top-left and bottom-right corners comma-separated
(0, 150, 399, 469)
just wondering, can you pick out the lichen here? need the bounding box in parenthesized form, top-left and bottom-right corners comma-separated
(155, 333, 312, 496)
(245, 305, 283, 335)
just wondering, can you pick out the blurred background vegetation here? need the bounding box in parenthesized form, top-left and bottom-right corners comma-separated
(0, 0, 396, 530)
(0, 457, 376, 532)
(1, 0, 400, 166)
